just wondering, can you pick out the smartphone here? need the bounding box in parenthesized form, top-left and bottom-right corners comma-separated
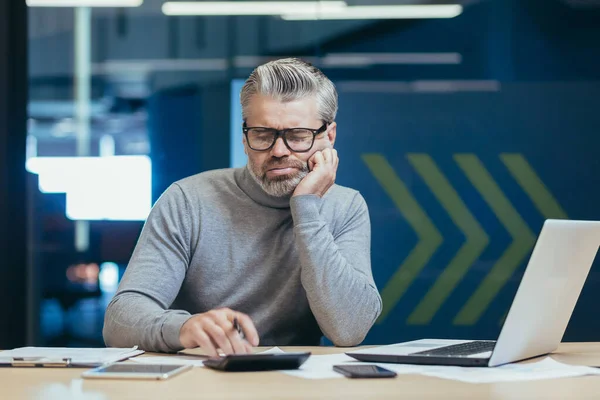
(81, 362, 192, 380)
(333, 364, 397, 379)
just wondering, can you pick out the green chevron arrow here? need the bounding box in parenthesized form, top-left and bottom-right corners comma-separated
(362, 154, 443, 323)
(498, 153, 568, 324)
(406, 154, 489, 325)
(500, 154, 568, 219)
(453, 154, 535, 325)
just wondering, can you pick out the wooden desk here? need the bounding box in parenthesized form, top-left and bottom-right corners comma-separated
(2, 343, 600, 399)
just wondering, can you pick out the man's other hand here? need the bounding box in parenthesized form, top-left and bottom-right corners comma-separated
(293, 148, 338, 198)
(179, 308, 259, 357)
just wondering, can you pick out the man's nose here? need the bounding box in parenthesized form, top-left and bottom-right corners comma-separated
(271, 137, 291, 157)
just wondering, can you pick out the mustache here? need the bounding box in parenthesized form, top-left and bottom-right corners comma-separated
(262, 158, 308, 173)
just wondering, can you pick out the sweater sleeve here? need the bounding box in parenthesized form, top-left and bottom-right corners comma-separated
(290, 192, 382, 346)
(103, 183, 193, 353)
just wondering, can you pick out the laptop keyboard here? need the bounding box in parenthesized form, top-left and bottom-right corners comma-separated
(412, 341, 496, 357)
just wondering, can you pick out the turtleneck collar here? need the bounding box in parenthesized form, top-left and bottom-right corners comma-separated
(234, 165, 292, 209)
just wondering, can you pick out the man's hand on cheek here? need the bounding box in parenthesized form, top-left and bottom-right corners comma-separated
(293, 147, 339, 198)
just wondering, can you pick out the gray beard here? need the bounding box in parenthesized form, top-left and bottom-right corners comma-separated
(247, 160, 309, 197)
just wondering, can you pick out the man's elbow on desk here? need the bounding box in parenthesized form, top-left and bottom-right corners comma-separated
(102, 301, 139, 349)
(329, 332, 368, 348)
(102, 315, 131, 349)
(325, 317, 377, 347)
(327, 300, 382, 347)
(102, 322, 122, 348)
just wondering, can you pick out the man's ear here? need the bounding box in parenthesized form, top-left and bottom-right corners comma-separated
(327, 122, 337, 147)
(242, 134, 248, 155)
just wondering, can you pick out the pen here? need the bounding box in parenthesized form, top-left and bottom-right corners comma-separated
(233, 317, 246, 341)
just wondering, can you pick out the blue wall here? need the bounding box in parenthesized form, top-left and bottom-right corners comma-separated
(323, 0, 600, 344)
(334, 83, 600, 344)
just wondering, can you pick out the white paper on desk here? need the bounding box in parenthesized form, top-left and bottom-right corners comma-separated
(279, 353, 425, 379)
(280, 354, 356, 379)
(258, 346, 286, 355)
(0, 347, 143, 365)
(131, 347, 287, 368)
(420, 358, 600, 383)
(278, 353, 600, 382)
(130, 355, 207, 367)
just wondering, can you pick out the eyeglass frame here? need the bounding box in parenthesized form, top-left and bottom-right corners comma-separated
(242, 121, 329, 153)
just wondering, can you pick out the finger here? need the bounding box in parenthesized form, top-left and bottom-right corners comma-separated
(333, 149, 339, 169)
(236, 313, 260, 347)
(324, 148, 334, 164)
(215, 307, 235, 319)
(312, 151, 325, 169)
(308, 152, 320, 172)
(193, 327, 219, 358)
(213, 313, 247, 354)
(204, 321, 234, 355)
(308, 156, 316, 172)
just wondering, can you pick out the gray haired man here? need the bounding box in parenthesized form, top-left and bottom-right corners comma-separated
(103, 58, 382, 356)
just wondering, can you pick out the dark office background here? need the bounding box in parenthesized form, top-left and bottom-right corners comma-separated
(1, 0, 600, 349)
(0, 0, 28, 349)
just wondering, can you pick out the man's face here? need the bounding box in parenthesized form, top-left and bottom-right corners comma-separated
(243, 94, 336, 197)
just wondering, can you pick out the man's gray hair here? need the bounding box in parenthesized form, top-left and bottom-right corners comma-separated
(240, 58, 338, 124)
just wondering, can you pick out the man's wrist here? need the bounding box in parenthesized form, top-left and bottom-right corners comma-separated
(164, 312, 193, 351)
(290, 195, 322, 224)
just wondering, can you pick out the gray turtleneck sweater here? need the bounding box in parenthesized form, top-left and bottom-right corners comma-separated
(103, 167, 382, 352)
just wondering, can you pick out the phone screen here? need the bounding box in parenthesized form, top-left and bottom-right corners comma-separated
(334, 364, 397, 378)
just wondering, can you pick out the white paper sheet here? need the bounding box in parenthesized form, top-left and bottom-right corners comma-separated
(130, 355, 207, 367)
(420, 358, 600, 383)
(0, 347, 143, 365)
(280, 354, 600, 383)
(258, 346, 286, 355)
(281, 353, 372, 379)
(131, 346, 287, 367)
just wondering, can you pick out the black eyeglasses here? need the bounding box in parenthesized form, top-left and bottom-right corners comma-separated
(243, 122, 328, 153)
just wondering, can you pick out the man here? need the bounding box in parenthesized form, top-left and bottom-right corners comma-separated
(103, 58, 382, 356)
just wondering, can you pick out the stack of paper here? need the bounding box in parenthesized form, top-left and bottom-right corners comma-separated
(0, 346, 144, 367)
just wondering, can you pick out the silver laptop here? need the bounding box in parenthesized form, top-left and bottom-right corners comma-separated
(348, 219, 600, 367)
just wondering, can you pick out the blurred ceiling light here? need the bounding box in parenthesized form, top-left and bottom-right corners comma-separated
(321, 52, 462, 66)
(27, 0, 142, 6)
(162, 1, 347, 16)
(94, 52, 461, 74)
(282, 4, 462, 20)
